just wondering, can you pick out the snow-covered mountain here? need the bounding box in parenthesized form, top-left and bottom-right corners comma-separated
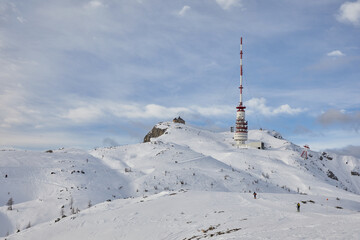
(1, 122, 360, 239)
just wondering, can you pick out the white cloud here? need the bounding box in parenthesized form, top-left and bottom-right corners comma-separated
(0, 87, 31, 128)
(0, 130, 100, 150)
(16, 16, 25, 23)
(61, 101, 233, 124)
(245, 98, 305, 116)
(191, 106, 233, 117)
(62, 105, 104, 123)
(273, 104, 304, 115)
(337, 0, 360, 26)
(178, 5, 191, 16)
(1, 0, 358, 151)
(327, 50, 345, 57)
(215, 0, 242, 10)
(87, 0, 104, 9)
(111, 103, 192, 119)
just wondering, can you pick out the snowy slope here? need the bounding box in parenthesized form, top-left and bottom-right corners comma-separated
(150, 122, 360, 196)
(0, 148, 130, 237)
(5, 191, 360, 240)
(1, 122, 360, 239)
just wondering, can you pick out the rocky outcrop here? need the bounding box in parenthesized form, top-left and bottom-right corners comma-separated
(322, 152, 333, 160)
(327, 170, 338, 181)
(143, 126, 167, 143)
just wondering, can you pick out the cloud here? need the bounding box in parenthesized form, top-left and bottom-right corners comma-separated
(293, 128, 360, 151)
(0, 87, 37, 128)
(245, 98, 305, 117)
(178, 5, 190, 16)
(336, 0, 360, 26)
(327, 145, 360, 159)
(16, 16, 25, 23)
(60, 100, 234, 124)
(62, 105, 104, 123)
(327, 50, 345, 57)
(317, 109, 360, 130)
(87, 0, 104, 9)
(307, 55, 360, 72)
(1, 0, 359, 151)
(215, 0, 241, 10)
(0, 130, 94, 150)
(191, 106, 233, 117)
(111, 103, 192, 119)
(103, 137, 119, 147)
(293, 125, 313, 135)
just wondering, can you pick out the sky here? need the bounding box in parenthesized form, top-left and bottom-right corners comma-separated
(0, 0, 360, 155)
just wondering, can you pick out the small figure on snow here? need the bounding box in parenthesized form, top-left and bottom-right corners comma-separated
(297, 203, 300, 212)
(253, 192, 257, 199)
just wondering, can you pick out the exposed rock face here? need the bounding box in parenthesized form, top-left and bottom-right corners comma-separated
(327, 170, 338, 181)
(143, 126, 167, 143)
(322, 152, 333, 160)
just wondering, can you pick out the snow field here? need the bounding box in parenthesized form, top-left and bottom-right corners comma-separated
(1, 122, 360, 239)
(4, 191, 360, 240)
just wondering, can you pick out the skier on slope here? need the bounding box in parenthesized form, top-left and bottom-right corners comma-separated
(297, 203, 300, 212)
(253, 192, 257, 199)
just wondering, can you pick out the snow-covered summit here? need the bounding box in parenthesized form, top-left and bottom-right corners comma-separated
(1, 122, 360, 239)
(143, 122, 360, 194)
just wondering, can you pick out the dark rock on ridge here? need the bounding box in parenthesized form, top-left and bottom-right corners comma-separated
(143, 126, 167, 143)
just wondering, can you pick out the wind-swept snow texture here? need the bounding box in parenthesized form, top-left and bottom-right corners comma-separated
(1, 122, 360, 239)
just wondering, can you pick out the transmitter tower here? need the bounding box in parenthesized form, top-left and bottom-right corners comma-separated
(234, 37, 248, 146)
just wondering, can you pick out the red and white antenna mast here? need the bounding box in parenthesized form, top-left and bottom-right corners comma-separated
(234, 37, 248, 146)
(240, 37, 244, 105)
